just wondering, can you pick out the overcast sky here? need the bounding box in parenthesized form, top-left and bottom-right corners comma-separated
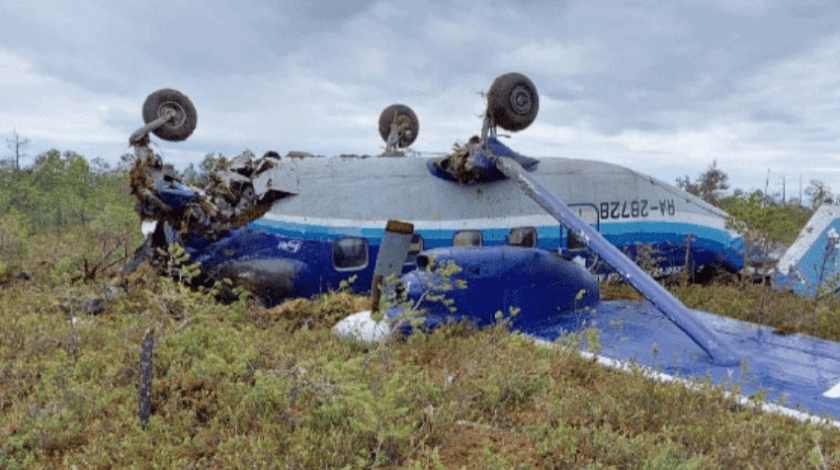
(2, 0, 840, 199)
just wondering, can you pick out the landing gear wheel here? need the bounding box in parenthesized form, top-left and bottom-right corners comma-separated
(142, 89, 197, 141)
(378, 104, 419, 148)
(487, 73, 539, 132)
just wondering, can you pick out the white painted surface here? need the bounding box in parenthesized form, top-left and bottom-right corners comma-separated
(530, 337, 840, 428)
(824, 380, 840, 399)
(141, 220, 157, 237)
(331, 313, 840, 426)
(777, 205, 840, 275)
(331, 310, 393, 343)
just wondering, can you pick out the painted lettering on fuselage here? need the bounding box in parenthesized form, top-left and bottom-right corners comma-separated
(278, 239, 303, 253)
(599, 199, 675, 220)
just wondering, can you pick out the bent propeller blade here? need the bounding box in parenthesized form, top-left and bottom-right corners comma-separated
(371, 220, 414, 313)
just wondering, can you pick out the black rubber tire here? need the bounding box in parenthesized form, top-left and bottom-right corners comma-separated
(378, 104, 419, 148)
(142, 89, 197, 141)
(487, 73, 539, 132)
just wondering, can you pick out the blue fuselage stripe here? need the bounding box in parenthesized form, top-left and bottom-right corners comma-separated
(248, 218, 739, 262)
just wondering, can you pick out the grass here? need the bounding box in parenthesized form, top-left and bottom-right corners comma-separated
(3, 227, 840, 469)
(603, 279, 840, 341)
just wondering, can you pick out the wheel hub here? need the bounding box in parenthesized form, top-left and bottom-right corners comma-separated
(509, 85, 533, 115)
(158, 102, 187, 128)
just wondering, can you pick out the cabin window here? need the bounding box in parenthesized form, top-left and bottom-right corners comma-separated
(508, 227, 537, 248)
(567, 230, 587, 250)
(453, 230, 483, 247)
(405, 233, 424, 265)
(333, 237, 369, 270)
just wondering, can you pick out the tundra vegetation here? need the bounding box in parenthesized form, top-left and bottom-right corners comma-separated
(2, 152, 840, 469)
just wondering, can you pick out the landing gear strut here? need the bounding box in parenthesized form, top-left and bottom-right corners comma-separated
(378, 104, 419, 155)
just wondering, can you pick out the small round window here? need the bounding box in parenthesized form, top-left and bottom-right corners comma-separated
(333, 237, 369, 270)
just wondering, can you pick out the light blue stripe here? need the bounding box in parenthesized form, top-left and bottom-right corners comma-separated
(249, 218, 734, 249)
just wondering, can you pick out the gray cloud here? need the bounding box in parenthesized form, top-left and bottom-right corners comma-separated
(2, 0, 840, 194)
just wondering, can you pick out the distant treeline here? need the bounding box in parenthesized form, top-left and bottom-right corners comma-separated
(0, 150, 140, 278)
(677, 160, 817, 245)
(0, 150, 135, 235)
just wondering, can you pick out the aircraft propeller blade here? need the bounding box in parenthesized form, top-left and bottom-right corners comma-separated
(487, 142, 739, 366)
(371, 220, 415, 313)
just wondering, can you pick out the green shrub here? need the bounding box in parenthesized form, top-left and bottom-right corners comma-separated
(0, 207, 29, 279)
(721, 193, 812, 246)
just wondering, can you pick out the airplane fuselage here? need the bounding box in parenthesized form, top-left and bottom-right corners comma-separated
(181, 154, 744, 304)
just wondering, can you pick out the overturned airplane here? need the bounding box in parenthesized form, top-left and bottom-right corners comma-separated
(126, 74, 840, 422)
(126, 76, 745, 303)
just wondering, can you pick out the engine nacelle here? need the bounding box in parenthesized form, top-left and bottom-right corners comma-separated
(385, 246, 600, 332)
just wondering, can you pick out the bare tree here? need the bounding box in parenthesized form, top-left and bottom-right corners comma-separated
(117, 153, 137, 172)
(90, 157, 111, 174)
(6, 129, 30, 170)
(675, 160, 730, 207)
(805, 180, 833, 209)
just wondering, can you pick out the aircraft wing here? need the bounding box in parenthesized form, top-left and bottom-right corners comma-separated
(521, 300, 840, 424)
(485, 138, 840, 422)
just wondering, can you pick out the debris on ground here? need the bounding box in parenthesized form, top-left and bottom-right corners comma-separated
(104, 283, 127, 301)
(81, 298, 106, 315)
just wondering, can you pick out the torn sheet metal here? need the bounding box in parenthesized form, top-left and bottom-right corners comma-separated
(431, 136, 539, 184)
(252, 161, 299, 199)
(125, 144, 296, 274)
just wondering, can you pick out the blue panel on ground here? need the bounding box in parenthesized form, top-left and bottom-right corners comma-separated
(520, 300, 840, 419)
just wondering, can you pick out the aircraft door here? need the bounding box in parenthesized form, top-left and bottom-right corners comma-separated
(562, 204, 601, 271)
(564, 204, 599, 250)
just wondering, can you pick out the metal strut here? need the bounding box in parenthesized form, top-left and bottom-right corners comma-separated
(488, 148, 739, 366)
(129, 110, 177, 146)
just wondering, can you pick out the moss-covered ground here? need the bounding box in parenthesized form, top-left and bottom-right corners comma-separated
(1, 228, 840, 469)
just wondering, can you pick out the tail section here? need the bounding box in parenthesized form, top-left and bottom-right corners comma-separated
(774, 206, 840, 297)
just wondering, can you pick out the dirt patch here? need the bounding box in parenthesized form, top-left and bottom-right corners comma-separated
(0, 367, 39, 415)
(44, 431, 89, 463)
(421, 422, 544, 470)
(179, 379, 217, 425)
(183, 429, 227, 462)
(600, 283, 644, 301)
(272, 298, 314, 320)
(263, 293, 371, 332)
(151, 377, 218, 429)
(774, 322, 799, 335)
